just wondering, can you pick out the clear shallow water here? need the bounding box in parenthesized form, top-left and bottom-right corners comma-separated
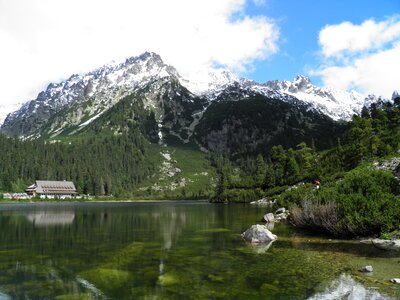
(0, 202, 398, 299)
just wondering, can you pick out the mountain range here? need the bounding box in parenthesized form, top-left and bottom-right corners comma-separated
(0, 52, 393, 154)
(0, 51, 399, 200)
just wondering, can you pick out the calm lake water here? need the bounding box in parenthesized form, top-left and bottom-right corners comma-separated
(0, 201, 399, 299)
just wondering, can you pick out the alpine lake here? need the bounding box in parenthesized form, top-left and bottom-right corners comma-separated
(0, 201, 399, 299)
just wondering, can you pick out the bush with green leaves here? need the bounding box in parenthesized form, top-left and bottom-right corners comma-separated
(285, 166, 400, 237)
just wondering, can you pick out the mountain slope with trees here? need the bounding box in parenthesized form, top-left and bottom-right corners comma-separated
(213, 98, 400, 237)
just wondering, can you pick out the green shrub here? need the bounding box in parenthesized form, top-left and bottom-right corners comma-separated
(287, 166, 400, 237)
(379, 232, 391, 240)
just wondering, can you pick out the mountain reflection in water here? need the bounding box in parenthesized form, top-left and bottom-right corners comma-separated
(0, 202, 398, 299)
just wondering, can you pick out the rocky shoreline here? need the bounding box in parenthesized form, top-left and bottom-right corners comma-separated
(242, 201, 400, 287)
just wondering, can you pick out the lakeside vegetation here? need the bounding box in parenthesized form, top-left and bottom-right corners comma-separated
(214, 99, 400, 237)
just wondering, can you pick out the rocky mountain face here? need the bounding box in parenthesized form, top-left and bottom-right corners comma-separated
(1, 52, 185, 138)
(194, 94, 345, 157)
(0, 52, 392, 154)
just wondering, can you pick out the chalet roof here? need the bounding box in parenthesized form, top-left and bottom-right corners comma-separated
(35, 180, 77, 194)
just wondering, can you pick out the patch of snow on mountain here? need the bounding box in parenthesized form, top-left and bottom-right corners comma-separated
(179, 68, 238, 95)
(1, 52, 180, 136)
(0, 102, 26, 126)
(263, 75, 370, 120)
(78, 112, 104, 128)
(2, 51, 393, 138)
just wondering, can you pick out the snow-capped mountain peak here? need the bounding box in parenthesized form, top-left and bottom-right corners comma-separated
(179, 68, 239, 95)
(1, 52, 393, 138)
(0, 52, 180, 137)
(260, 75, 372, 120)
(292, 75, 312, 90)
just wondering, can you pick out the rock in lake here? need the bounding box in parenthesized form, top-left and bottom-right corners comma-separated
(390, 278, 400, 284)
(249, 241, 275, 254)
(275, 213, 288, 222)
(370, 239, 400, 251)
(360, 265, 373, 273)
(262, 213, 275, 223)
(374, 239, 400, 251)
(250, 198, 276, 206)
(273, 207, 290, 222)
(242, 224, 277, 244)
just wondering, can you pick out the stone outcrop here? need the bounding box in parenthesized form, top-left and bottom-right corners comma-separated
(374, 157, 400, 182)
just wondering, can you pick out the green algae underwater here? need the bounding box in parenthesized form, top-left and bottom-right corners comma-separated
(0, 202, 398, 299)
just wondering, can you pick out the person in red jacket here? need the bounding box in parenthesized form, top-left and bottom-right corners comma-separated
(313, 179, 320, 189)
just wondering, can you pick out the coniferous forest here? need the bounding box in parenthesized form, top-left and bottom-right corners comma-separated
(0, 129, 156, 196)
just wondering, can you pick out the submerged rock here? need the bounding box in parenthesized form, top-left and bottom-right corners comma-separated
(390, 278, 400, 284)
(308, 274, 392, 300)
(360, 265, 373, 273)
(241, 224, 277, 244)
(248, 241, 275, 254)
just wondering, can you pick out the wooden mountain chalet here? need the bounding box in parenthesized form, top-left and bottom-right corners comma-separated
(26, 180, 77, 199)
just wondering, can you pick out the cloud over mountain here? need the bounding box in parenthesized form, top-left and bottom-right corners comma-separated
(312, 16, 400, 97)
(0, 0, 279, 112)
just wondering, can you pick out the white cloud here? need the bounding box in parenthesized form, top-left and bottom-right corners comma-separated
(312, 17, 400, 98)
(0, 0, 279, 115)
(319, 17, 400, 58)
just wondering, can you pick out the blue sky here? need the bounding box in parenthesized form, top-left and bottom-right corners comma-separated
(0, 0, 399, 119)
(245, 0, 400, 86)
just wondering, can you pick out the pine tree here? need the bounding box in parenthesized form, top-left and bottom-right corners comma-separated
(255, 154, 266, 186)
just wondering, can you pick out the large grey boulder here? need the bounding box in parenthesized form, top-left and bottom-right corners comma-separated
(242, 224, 277, 244)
